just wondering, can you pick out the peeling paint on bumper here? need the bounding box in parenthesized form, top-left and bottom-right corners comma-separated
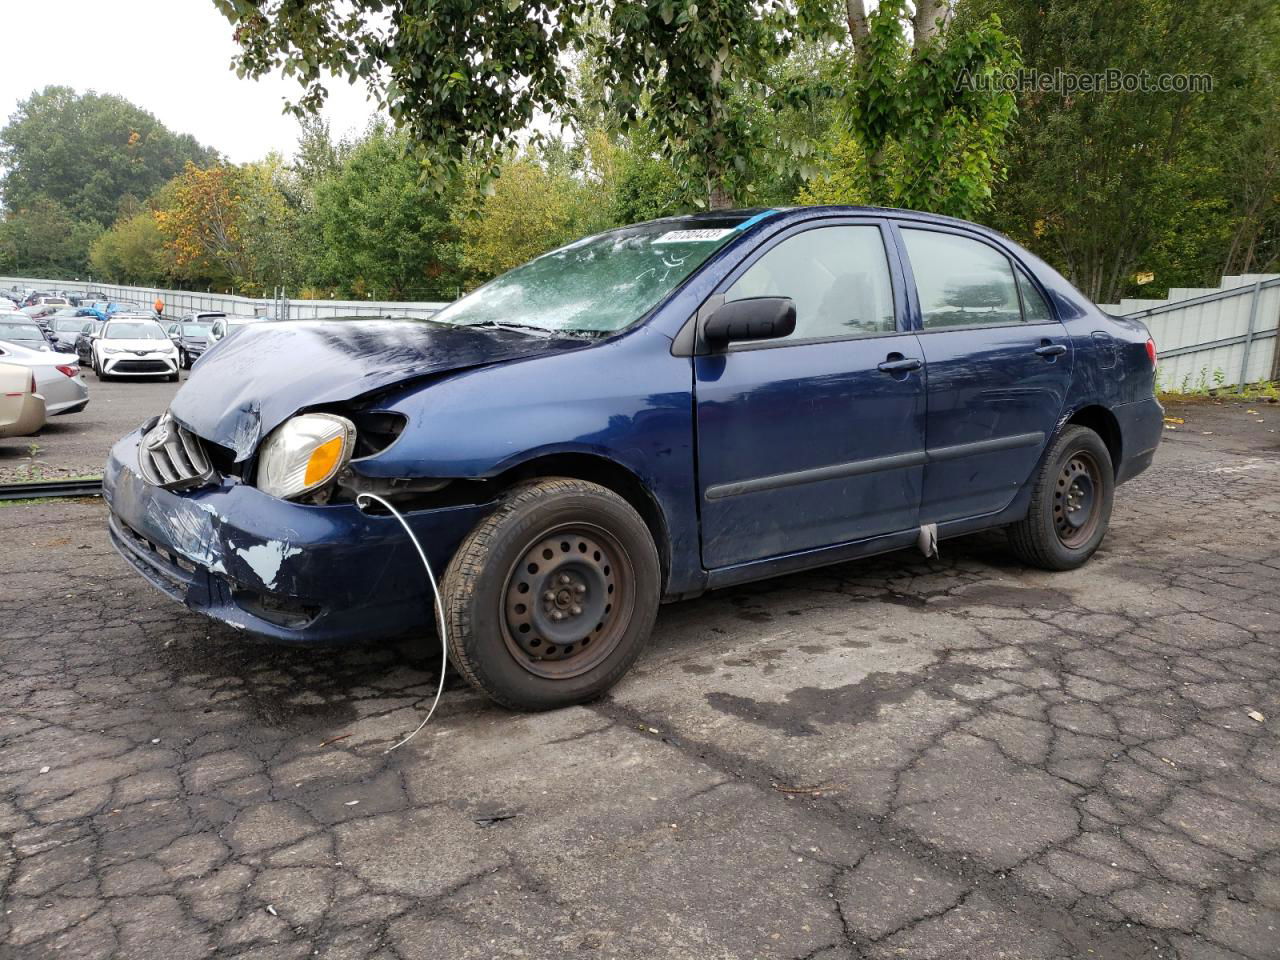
(104, 429, 494, 645)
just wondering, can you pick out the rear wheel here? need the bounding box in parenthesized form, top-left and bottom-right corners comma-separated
(442, 478, 661, 711)
(1007, 425, 1114, 570)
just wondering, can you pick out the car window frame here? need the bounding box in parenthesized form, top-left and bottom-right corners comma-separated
(683, 216, 906, 355)
(890, 220, 1059, 334)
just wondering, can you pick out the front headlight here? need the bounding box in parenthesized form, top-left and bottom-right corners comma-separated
(257, 413, 355, 500)
(103, 347, 124, 354)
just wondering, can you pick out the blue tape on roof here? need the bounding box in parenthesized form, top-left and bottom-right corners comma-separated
(733, 210, 778, 232)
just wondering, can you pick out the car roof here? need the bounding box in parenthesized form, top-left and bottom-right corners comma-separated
(635, 204, 1014, 243)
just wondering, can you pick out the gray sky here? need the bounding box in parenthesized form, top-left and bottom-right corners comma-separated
(2, 0, 382, 163)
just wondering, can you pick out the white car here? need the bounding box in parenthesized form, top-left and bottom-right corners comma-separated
(0, 341, 90, 415)
(90, 316, 180, 381)
(0, 360, 46, 438)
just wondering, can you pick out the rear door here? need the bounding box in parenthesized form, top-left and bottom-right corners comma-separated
(694, 219, 927, 569)
(894, 223, 1073, 523)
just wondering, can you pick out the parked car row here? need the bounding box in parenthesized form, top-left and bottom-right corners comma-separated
(0, 287, 280, 441)
(3, 286, 109, 309)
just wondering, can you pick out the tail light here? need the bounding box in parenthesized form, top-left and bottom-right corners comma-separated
(1145, 338, 1157, 368)
(55, 364, 78, 378)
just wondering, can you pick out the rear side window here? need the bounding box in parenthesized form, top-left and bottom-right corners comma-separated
(1017, 269, 1053, 322)
(726, 225, 896, 339)
(902, 229, 1022, 329)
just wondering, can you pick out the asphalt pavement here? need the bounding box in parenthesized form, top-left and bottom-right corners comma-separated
(0, 371, 184, 483)
(1, 400, 1279, 959)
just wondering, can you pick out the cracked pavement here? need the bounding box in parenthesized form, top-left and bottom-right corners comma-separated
(2, 400, 1279, 959)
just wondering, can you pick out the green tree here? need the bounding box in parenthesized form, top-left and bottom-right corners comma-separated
(797, 0, 1019, 219)
(89, 211, 170, 285)
(306, 126, 465, 299)
(962, 0, 1280, 301)
(456, 155, 594, 281)
(216, 0, 583, 187)
(215, 0, 809, 208)
(0, 196, 101, 278)
(0, 86, 218, 226)
(587, 0, 793, 208)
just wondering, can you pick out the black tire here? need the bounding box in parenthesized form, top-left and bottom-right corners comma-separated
(167, 371, 179, 382)
(93, 356, 109, 382)
(442, 478, 661, 711)
(1007, 425, 1114, 571)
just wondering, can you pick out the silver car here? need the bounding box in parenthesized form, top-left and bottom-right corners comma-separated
(0, 340, 90, 415)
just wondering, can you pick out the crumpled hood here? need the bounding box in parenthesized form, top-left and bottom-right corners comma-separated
(168, 318, 589, 460)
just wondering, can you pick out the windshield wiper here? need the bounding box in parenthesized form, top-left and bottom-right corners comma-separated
(463, 320, 594, 339)
(463, 320, 555, 337)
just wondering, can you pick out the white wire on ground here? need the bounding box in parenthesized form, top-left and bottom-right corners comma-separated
(357, 492, 449, 753)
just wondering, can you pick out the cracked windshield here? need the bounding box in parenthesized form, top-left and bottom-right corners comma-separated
(430, 219, 752, 334)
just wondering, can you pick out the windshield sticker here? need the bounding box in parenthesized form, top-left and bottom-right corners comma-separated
(653, 228, 733, 244)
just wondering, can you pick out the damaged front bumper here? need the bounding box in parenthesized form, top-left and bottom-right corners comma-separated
(104, 429, 492, 645)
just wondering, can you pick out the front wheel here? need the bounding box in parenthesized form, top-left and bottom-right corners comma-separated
(1007, 425, 1114, 570)
(442, 478, 661, 711)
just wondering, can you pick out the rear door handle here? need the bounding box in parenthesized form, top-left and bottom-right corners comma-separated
(878, 356, 923, 373)
(1035, 343, 1067, 357)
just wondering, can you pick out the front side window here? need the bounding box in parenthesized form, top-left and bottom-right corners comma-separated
(902, 229, 1022, 329)
(725, 225, 896, 339)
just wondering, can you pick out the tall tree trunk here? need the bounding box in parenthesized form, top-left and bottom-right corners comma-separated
(845, 0, 870, 52)
(911, 0, 949, 44)
(709, 181, 734, 210)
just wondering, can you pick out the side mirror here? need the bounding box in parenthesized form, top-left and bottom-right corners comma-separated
(702, 297, 797, 348)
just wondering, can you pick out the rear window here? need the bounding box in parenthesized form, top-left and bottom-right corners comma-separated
(0, 320, 43, 340)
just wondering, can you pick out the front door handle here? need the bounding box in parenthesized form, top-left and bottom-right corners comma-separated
(878, 355, 923, 373)
(1035, 342, 1067, 358)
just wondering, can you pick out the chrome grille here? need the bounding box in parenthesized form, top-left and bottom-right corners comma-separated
(138, 413, 218, 491)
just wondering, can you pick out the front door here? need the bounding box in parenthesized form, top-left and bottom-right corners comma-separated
(896, 225, 1074, 524)
(695, 221, 927, 570)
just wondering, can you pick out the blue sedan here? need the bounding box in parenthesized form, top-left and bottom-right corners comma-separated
(104, 206, 1162, 710)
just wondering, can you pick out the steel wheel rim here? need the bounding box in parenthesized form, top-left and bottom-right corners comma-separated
(1053, 450, 1102, 549)
(500, 522, 634, 680)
